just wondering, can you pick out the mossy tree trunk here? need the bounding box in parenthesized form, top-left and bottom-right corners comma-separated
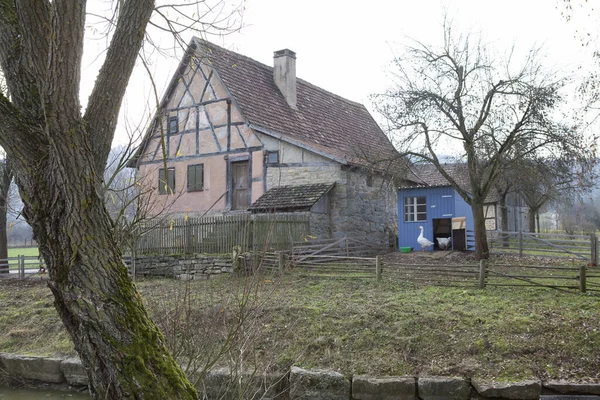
(0, 1, 197, 398)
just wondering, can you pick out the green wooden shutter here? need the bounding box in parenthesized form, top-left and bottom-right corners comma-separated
(187, 165, 195, 192)
(167, 168, 175, 194)
(158, 168, 166, 194)
(198, 164, 204, 190)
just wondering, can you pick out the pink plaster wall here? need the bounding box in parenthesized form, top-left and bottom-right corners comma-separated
(139, 150, 265, 216)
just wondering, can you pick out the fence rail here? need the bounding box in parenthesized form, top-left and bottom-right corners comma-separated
(0, 255, 46, 279)
(135, 213, 309, 255)
(488, 230, 597, 264)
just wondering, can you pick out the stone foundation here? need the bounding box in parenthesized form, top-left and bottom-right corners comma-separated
(132, 254, 233, 279)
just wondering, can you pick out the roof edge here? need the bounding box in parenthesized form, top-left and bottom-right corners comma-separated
(249, 124, 348, 165)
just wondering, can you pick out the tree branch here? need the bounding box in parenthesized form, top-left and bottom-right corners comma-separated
(84, 0, 155, 174)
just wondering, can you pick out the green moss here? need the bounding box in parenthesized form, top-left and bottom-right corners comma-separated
(0, 0, 17, 23)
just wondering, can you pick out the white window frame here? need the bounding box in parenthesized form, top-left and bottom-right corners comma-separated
(404, 196, 426, 222)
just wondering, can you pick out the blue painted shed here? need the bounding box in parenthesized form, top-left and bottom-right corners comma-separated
(398, 186, 475, 252)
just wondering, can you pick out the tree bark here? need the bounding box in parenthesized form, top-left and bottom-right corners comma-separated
(472, 200, 490, 260)
(0, 1, 199, 398)
(528, 206, 538, 233)
(17, 131, 198, 399)
(0, 157, 12, 273)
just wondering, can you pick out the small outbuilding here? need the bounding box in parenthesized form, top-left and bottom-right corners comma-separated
(398, 185, 475, 252)
(397, 163, 528, 252)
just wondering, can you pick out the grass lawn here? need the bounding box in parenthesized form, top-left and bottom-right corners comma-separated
(4, 247, 40, 270)
(1, 272, 599, 383)
(7, 247, 39, 258)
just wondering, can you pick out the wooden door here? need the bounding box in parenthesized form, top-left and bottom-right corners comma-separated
(231, 161, 249, 210)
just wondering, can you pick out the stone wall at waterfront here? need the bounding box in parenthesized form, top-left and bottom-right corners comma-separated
(2, 354, 600, 399)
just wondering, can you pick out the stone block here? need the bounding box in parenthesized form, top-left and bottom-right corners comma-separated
(0, 353, 64, 383)
(195, 367, 286, 400)
(289, 366, 349, 400)
(61, 357, 89, 386)
(472, 379, 541, 399)
(544, 381, 600, 395)
(352, 375, 416, 400)
(418, 376, 470, 400)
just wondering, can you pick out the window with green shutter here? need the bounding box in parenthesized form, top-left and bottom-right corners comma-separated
(158, 167, 175, 195)
(187, 164, 204, 192)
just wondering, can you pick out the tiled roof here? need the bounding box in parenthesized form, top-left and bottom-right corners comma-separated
(248, 183, 335, 212)
(404, 163, 499, 203)
(409, 163, 471, 190)
(193, 39, 401, 171)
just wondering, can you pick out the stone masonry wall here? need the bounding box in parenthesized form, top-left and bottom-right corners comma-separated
(266, 164, 344, 188)
(3, 355, 599, 400)
(266, 164, 397, 244)
(133, 254, 232, 279)
(333, 170, 397, 244)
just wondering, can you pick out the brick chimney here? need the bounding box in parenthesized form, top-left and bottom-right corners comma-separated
(273, 49, 297, 109)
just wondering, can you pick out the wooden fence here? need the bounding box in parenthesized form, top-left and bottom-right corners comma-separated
(384, 262, 480, 287)
(0, 255, 45, 280)
(488, 230, 597, 264)
(135, 213, 309, 255)
(267, 255, 599, 292)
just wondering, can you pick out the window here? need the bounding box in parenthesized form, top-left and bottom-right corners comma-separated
(404, 196, 426, 222)
(187, 164, 204, 192)
(167, 116, 178, 135)
(266, 151, 279, 164)
(158, 167, 175, 195)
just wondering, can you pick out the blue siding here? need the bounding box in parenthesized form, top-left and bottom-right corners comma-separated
(398, 186, 476, 252)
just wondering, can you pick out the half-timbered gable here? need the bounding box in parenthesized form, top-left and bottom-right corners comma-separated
(132, 39, 404, 242)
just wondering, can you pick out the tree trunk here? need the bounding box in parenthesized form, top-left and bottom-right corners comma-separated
(528, 207, 537, 233)
(18, 147, 197, 399)
(472, 200, 490, 260)
(0, 196, 7, 274)
(0, 1, 197, 397)
(0, 158, 12, 274)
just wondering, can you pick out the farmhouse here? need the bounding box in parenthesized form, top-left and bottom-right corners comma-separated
(398, 164, 529, 251)
(130, 38, 404, 242)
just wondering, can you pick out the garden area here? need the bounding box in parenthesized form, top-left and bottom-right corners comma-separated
(1, 267, 599, 385)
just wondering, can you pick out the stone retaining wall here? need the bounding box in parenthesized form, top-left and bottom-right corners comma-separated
(133, 254, 233, 279)
(2, 354, 600, 399)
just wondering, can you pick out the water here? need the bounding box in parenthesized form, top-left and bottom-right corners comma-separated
(0, 388, 90, 399)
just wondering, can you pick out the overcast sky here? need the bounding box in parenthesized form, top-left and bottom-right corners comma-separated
(81, 0, 598, 145)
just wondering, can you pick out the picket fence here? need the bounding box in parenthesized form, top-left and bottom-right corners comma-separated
(134, 213, 310, 255)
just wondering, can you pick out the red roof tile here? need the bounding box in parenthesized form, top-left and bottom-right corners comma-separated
(194, 39, 401, 170)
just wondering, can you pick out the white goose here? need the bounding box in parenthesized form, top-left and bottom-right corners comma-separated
(417, 226, 434, 252)
(437, 237, 452, 250)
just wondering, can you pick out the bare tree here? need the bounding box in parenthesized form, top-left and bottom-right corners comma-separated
(375, 23, 586, 260)
(0, 1, 242, 398)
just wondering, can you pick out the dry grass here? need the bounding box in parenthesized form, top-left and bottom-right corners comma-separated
(1, 264, 599, 383)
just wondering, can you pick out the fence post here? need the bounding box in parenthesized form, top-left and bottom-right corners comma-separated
(376, 255, 382, 282)
(580, 264, 587, 293)
(478, 260, 487, 289)
(19, 255, 24, 280)
(519, 230, 523, 258)
(185, 219, 192, 254)
(278, 251, 285, 275)
(591, 232, 597, 267)
(345, 237, 349, 257)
